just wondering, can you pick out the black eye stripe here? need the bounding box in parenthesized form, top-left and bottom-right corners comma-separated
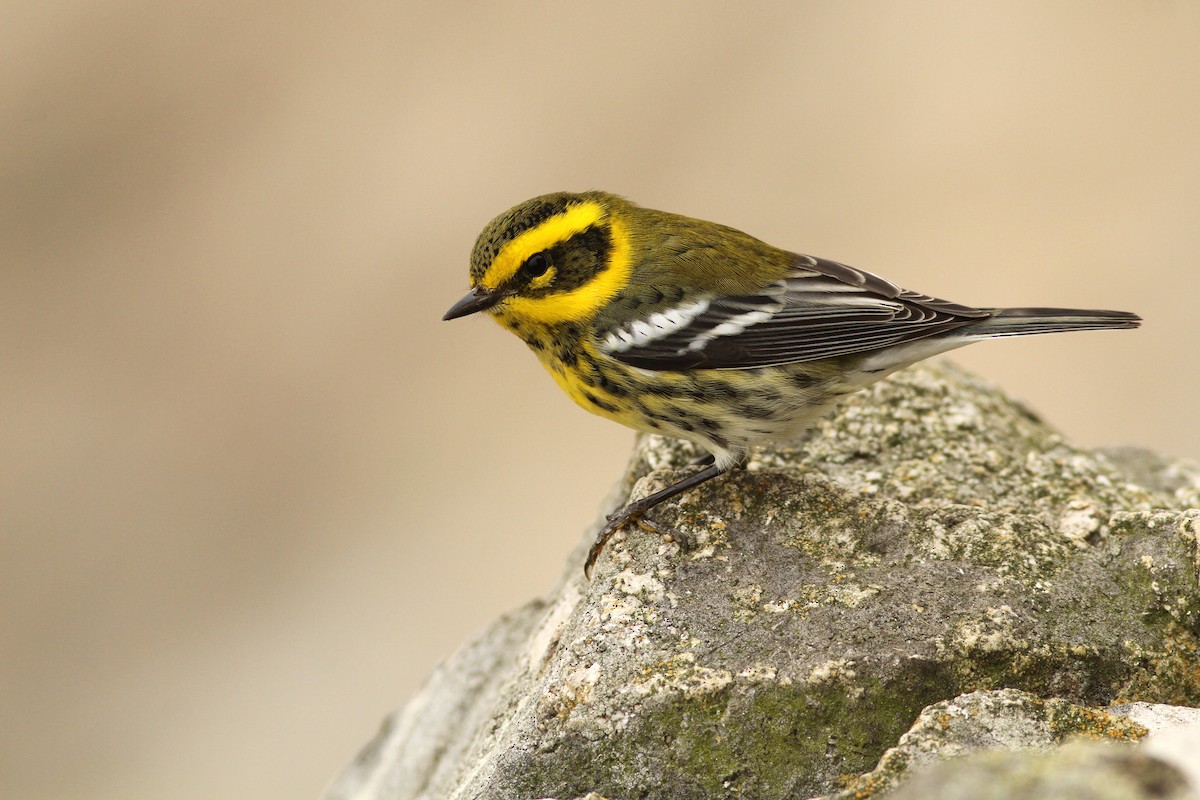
(507, 223, 614, 297)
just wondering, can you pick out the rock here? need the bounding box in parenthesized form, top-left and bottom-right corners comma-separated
(1109, 702, 1200, 790)
(514, 691, 1200, 800)
(324, 603, 548, 800)
(327, 361, 1200, 800)
(822, 688, 1149, 799)
(883, 740, 1197, 800)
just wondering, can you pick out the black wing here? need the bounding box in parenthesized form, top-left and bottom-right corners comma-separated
(599, 254, 991, 370)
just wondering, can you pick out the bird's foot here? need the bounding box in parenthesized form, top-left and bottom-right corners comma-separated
(635, 514, 698, 552)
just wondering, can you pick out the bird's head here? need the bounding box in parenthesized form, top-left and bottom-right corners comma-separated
(443, 191, 635, 330)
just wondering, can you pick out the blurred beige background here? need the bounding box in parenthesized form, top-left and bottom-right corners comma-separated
(2, 2, 1198, 798)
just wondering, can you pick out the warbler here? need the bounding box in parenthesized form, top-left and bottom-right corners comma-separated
(444, 191, 1140, 577)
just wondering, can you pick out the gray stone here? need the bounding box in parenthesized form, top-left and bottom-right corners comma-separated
(821, 688, 1150, 799)
(327, 361, 1200, 800)
(522, 692, 1200, 800)
(1110, 702, 1200, 790)
(324, 603, 548, 800)
(1110, 700, 1200, 735)
(884, 741, 1197, 800)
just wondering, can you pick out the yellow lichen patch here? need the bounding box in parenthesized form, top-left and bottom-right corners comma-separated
(537, 663, 602, 720)
(1113, 622, 1200, 705)
(1047, 702, 1148, 743)
(631, 652, 735, 699)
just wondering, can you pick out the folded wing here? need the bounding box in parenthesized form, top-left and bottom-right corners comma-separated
(600, 254, 991, 370)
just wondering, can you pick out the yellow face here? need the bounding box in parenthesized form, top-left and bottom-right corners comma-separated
(445, 193, 635, 329)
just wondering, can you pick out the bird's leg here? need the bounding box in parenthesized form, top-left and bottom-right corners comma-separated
(584, 460, 732, 578)
(688, 452, 716, 467)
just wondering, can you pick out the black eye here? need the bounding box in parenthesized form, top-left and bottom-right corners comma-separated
(520, 252, 552, 280)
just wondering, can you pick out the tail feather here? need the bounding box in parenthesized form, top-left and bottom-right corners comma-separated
(853, 306, 1140, 380)
(968, 307, 1142, 338)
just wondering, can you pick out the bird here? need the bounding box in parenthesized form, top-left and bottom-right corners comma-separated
(443, 191, 1141, 577)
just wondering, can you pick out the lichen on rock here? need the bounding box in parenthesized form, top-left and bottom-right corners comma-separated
(326, 361, 1200, 800)
(883, 740, 1196, 800)
(821, 688, 1150, 800)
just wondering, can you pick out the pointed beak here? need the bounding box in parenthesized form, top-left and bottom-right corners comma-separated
(443, 286, 503, 320)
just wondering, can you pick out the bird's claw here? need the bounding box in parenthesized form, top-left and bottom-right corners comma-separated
(584, 511, 633, 580)
(635, 515, 697, 551)
(584, 506, 698, 579)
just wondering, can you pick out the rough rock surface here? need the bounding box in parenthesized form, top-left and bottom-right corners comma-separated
(1109, 702, 1200, 789)
(822, 688, 1150, 799)
(326, 361, 1200, 800)
(885, 740, 1197, 800)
